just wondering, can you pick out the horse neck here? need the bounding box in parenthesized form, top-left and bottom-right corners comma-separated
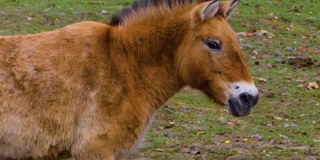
(109, 14, 189, 109)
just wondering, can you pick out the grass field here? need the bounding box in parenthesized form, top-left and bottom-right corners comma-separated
(1, 0, 319, 159)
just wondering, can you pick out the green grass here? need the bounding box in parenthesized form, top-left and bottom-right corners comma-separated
(0, 0, 132, 35)
(1, 0, 320, 159)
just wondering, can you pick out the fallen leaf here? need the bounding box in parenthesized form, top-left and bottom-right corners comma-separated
(251, 50, 259, 56)
(268, 12, 275, 17)
(245, 31, 254, 37)
(153, 126, 165, 131)
(238, 32, 247, 36)
(197, 131, 205, 135)
(268, 139, 276, 145)
(101, 10, 108, 14)
(255, 54, 265, 59)
(306, 82, 319, 90)
(241, 44, 253, 50)
(250, 135, 263, 141)
(286, 57, 318, 68)
(298, 45, 306, 53)
(181, 148, 200, 155)
(227, 120, 241, 126)
(279, 134, 289, 139)
(156, 148, 165, 152)
(273, 116, 283, 120)
(214, 141, 222, 145)
(190, 150, 200, 155)
(26, 17, 33, 21)
(256, 77, 267, 83)
(254, 30, 268, 36)
(224, 140, 231, 144)
(270, 50, 282, 56)
(181, 148, 190, 153)
(311, 48, 320, 54)
(296, 79, 305, 83)
(285, 46, 295, 51)
(265, 63, 274, 69)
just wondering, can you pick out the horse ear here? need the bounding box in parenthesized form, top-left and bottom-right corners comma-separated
(219, 0, 240, 19)
(200, 0, 220, 21)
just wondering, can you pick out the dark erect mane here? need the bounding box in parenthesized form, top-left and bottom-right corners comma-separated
(110, 0, 206, 26)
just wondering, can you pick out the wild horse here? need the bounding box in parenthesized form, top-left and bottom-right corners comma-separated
(0, 0, 258, 159)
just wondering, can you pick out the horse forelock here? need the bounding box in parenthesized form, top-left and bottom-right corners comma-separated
(110, 0, 209, 26)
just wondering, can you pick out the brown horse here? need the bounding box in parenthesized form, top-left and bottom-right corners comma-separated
(0, 0, 258, 159)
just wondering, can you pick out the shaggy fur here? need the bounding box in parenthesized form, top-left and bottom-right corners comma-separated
(0, 0, 257, 159)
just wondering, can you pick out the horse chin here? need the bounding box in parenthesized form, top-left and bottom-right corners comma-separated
(226, 101, 240, 117)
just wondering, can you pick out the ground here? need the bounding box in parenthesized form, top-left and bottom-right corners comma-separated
(0, 0, 319, 159)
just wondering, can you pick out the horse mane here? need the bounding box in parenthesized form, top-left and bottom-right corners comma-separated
(110, 0, 208, 26)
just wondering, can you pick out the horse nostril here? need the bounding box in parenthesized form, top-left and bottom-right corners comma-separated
(239, 92, 253, 108)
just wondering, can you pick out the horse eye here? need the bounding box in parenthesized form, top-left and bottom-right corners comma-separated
(205, 38, 221, 51)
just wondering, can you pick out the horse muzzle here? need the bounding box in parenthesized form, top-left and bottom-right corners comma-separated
(226, 82, 259, 117)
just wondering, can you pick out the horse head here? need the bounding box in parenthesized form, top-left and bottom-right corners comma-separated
(176, 0, 259, 116)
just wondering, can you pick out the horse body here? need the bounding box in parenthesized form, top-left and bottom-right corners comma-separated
(0, 22, 110, 158)
(0, 0, 259, 159)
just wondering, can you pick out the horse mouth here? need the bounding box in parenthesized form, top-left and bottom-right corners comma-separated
(227, 99, 249, 117)
(226, 93, 259, 117)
